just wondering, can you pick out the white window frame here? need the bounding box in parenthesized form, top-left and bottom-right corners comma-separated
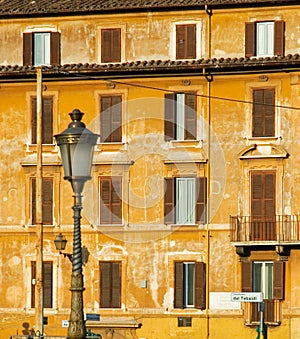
(171, 21, 203, 60)
(176, 177, 196, 224)
(253, 261, 274, 299)
(183, 262, 195, 308)
(256, 22, 275, 57)
(34, 32, 51, 66)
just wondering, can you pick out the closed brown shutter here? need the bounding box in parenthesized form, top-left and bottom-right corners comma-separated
(245, 22, 255, 57)
(43, 262, 53, 308)
(100, 177, 122, 224)
(164, 178, 174, 224)
(176, 25, 196, 59)
(100, 95, 122, 142)
(23, 33, 33, 65)
(111, 262, 121, 308)
(241, 261, 253, 292)
(50, 32, 61, 65)
(100, 261, 121, 308)
(174, 262, 184, 308)
(274, 21, 285, 56)
(184, 93, 197, 140)
(251, 172, 275, 219)
(101, 29, 121, 63)
(43, 97, 53, 144)
(32, 178, 53, 225)
(195, 262, 206, 310)
(252, 89, 275, 137)
(164, 93, 176, 141)
(31, 261, 53, 308)
(273, 261, 285, 300)
(31, 97, 53, 144)
(196, 177, 207, 223)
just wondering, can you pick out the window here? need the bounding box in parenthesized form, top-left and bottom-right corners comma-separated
(100, 95, 122, 142)
(251, 171, 275, 241)
(23, 32, 60, 66)
(174, 261, 206, 309)
(101, 28, 121, 63)
(164, 92, 197, 141)
(242, 260, 285, 323)
(245, 21, 285, 57)
(31, 261, 53, 308)
(99, 177, 122, 224)
(31, 178, 53, 225)
(176, 24, 196, 59)
(164, 177, 206, 224)
(99, 261, 121, 308)
(252, 88, 275, 137)
(31, 97, 53, 144)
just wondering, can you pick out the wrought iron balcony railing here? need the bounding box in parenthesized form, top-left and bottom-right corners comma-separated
(230, 215, 300, 243)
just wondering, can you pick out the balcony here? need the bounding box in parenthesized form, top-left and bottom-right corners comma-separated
(230, 215, 300, 244)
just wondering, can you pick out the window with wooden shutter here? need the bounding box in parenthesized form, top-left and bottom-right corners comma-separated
(176, 24, 196, 59)
(273, 261, 285, 300)
(31, 261, 53, 308)
(164, 178, 175, 224)
(241, 261, 253, 292)
(23, 32, 60, 66)
(245, 21, 285, 57)
(252, 88, 275, 137)
(31, 178, 53, 225)
(31, 97, 53, 144)
(101, 28, 121, 63)
(100, 95, 122, 142)
(164, 92, 197, 141)
(100, 261, 121, 308)
(99, 177, 122, 224)
(251, 171, 276, 241)
(174, 261, 206, 309)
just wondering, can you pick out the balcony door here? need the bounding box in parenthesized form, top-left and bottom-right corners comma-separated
(251, 171, 276, 240)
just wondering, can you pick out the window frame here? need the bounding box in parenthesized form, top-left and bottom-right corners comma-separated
(245, 20, 285, 58)
(31, 177, 54, 226)
(164, 177, 206, 225)
(172, 21, 203, 60)
(23, 31, 60, 66)
(164, 92, 197, 141)
(100, 95, 122, 143)
(99, 176, 123, 225)
(99, 261, 122, 308)
(101, 28, 121, 63)
(31, 261, 53, 309)
(31, 96, 54, 145)
(174, 261, 206, 310)
(252, 88, 275, 138)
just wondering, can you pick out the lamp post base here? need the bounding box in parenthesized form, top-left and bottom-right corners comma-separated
(68, 271, 86, 339)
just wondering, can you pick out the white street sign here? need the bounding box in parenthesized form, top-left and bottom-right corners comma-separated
(231, 292, 263, 302)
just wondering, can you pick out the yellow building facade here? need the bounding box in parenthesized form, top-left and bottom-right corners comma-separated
(0, 1, 300, 338)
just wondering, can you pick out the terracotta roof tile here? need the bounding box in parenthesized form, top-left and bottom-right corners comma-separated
(1, 54, 300, 79)
(0, 0, 298, 17)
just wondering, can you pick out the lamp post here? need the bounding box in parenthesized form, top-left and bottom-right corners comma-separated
(55, 109, 99, 339)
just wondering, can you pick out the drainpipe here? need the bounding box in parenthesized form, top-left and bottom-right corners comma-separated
(204, 5, 213, 339)
(35, 66, 44, 337)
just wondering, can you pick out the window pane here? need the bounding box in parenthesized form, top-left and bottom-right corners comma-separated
(265, 263, 273, 299)
(176, 93, 185, 140)
(176, 178, 195, 224)
(253, 262, 274, 299)
(184, 263, 195, 307)
(34, 33, 50, 66)
(253, 262, 262, 292)
(256, 22, 274, 56)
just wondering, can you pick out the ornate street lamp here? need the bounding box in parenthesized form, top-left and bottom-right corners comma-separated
(55, 109, 99, 339)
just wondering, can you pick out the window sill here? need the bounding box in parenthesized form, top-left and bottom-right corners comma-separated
(26, 144, 57, 153)
(97, 142, 125, 152)
(168, 140, 203, 148)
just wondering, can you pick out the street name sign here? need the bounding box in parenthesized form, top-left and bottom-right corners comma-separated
(231, 292, 263, 302)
